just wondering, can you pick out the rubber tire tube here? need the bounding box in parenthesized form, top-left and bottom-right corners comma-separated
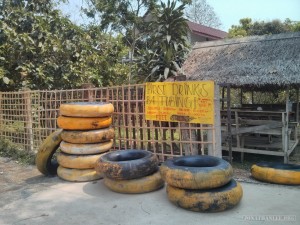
(251, 162, 300, 185)
(35, 129, 62, 176)
(167, 179, 243, 212)
(160, 155, 233, 189)
(103, 171, 164, 194)
(61, 127, 115, 144)
(57, 152, 105, 169)
(57, 166, 103, 182)
(60, 102, 114, 117)
(57, 116, 112, 130)
(60, 139, 113, 155)
(95, 149, 159, 180)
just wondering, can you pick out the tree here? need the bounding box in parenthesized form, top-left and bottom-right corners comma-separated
(228, 18, 300, 38)
(0, 0, 129, 91)
(185, 0, 221, 29)
(138, 0, 190, 82)
(84, 0, 158, 83)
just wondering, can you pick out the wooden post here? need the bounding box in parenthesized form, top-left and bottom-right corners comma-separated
(208, 84, 222, 158)
(235, 111, 242, 162)
(81, 83, 95, 102)
(240, 89, 243, 106)
(226, 85, 233, 163)
(296, 88, 299, 142)
(221, 87, 225, 110)
(284, 86, 290, 163)
(214, 84, 222, 157)
(23, 89, 34, 152)
(0, 92, 3, 138)
(296, 88, 299, 123)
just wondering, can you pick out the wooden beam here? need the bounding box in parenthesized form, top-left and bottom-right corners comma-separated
(222, 146, 285, 156)
(240, 119, 282, 126)
(231, 123, 282, 135)
(287, 140, 299, 155)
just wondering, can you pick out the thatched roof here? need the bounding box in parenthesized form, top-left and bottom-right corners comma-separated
(182, 32, 300, 89)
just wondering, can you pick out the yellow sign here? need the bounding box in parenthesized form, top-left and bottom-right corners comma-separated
(145, 81, 214, 124)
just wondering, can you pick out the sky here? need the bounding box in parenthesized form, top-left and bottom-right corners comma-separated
(207, 0, 300, 31)
(59, 0, 300, 31)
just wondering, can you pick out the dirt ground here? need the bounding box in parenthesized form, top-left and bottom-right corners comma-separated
(0, 156, 260, 209)
(1, 147, 300, 208)
(0, 157, 64, 208)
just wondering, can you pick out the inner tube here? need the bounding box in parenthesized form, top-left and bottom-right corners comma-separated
(57, 152, 105, 169)
(167, 179, 243, 212)
(160, 155, 233, 189)
(35, 129, 62, 176)
(57, 116, 112, 130)
(251, 162, 300, 185)
(59, 102, 114, 117)
(60, 140, 113, 155)
(95, 149, 159, 180)
(103, 171, 164, 194)
(61, 127, 115, 144)
(57, 166, 103, 182)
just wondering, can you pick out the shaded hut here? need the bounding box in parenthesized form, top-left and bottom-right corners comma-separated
(182, 32, 300, 163)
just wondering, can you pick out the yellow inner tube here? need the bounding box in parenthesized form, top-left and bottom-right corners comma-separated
(59, 102, 114, 118)
(251, 163, 300, 185)
(57, 152, 105, 169)
(167, 179, 243, 212)
(57, 166, 103, 182)
(60, 140, 113, 155)
(104, 171, 164, 194)
(61, 127, 115, 144)
(35, 129, 62, 176)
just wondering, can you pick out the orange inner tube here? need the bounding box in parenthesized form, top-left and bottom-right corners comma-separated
(57, 116, 112, 130)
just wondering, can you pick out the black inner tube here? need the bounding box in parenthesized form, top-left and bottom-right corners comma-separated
(173, 156, 220, 167)
(107, 150, 148, 162)
(256, 162, 300, 171)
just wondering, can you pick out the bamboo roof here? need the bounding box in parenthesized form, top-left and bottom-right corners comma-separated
(182, 32, 300, 89)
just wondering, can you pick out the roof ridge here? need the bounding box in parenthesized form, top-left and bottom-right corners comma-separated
(187, 20, 227, 33)
(193, 32, 300, 49)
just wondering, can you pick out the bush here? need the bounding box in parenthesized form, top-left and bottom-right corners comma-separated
(0, 139, 35, 165)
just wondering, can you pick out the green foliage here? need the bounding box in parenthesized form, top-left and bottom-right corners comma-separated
(228, 18, 300, 38)
(85, 0, 159, 83)
(0, 0, 129, 91)
(0, 138, 35, 165)
(85, 0, 157, 32)
(138, 0, 190, 82)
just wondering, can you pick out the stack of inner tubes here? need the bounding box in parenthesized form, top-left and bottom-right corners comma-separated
(95, 149, 164, 194)
(160, 155, 243, 212)
(56, 102, 115, 182)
